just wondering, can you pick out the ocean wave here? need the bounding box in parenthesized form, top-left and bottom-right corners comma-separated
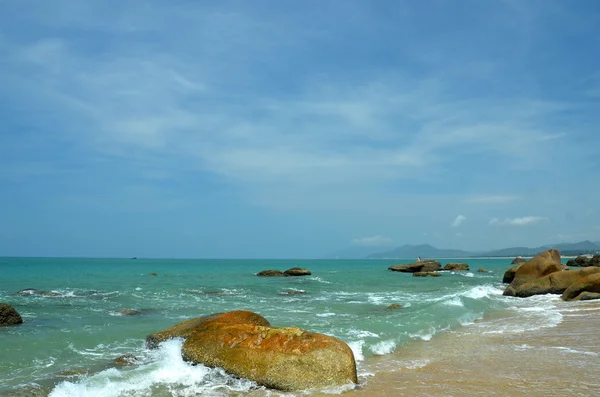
(370, 340, 396, 355)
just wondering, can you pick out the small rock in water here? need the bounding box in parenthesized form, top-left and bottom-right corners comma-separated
(120, 309, 142, 316)
(280, 289, 306, 295)
(477, 268, 488, 273)
(413, 271, 442, 277)
(444, 263, 470, 271)
(257, 270, 285, 277)
(0, 303, 23, 326)
(114, 354, 138, 367)
(148, 273, 158, 277)
(283, 267, 311, 276)
(386, 303, 402, 310)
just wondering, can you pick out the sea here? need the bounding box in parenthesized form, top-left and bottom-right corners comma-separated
(1, 257, 598, 397)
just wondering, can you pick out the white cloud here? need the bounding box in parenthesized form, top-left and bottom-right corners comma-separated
(452, 215, 467, 227)
(465, 195, 520, 204)
(352, 235, 393, 246)
(489, 216, 547, 226)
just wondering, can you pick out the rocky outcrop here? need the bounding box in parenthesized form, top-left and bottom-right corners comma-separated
(389, 260, 441, 273)
(444, 263, 469, 271)
(503, 249, 565, 296)
(146, 310, 271, 348)
(182, 323, 357, 391)
(147, 310, 357, 391)
(283, 267, 311, 276)
(413, 271, 441, 277)
(566, 256, 591, 267)
(562, 272, 600, 301)
(0, 303, 23, 326)
(512, 257, 527, 265)
(257, 268, 311, 277)
(591, 255, 600, 266)
(257, 270, 284, 277)
(503, 264, 522, 283)
(511, 267, 600, 298)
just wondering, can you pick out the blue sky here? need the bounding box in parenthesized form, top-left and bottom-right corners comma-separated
(1, 0, 599, 258)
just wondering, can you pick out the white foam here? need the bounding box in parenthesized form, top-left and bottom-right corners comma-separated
(463, 285, 503, 300)
(409, 328, 436, 341)
(550, 347, 598, 356)
(316, 313, 336, 317)
(370, 340, 396, 355)
(50, 339, 258, 397)
(347, 329, 379, 339)
(443, 297, 464, 307)
(347, 341, 365, 362)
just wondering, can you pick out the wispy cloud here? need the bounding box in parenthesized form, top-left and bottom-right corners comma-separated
(452, 215, 467, 227)
(352, 235, 393, 247)
(465, 195, 520, 204)
(489, 216, 547, 226)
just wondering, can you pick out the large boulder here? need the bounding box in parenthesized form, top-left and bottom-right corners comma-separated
(566, 256, 591, 267)
(590, 255, 600, 266)
(511, 267, 600, 298)
(283, 267, 311, 276)
(146, 310, 270, 348)
(182, 323, 357, 391)
(562, 272, 600, 301)
(444, 263, 469, 271)
(257, 270, 284, 277)
(389, 260, 441, 273)
(503, 249, 565, 296)
(0, 303, 23, 326)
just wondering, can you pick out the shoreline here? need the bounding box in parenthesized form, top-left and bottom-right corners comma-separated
(340, 299, 600, 397)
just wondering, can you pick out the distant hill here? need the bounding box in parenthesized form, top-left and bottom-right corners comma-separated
(484, 241, 600, 257)
(327, 240, 600, 259)
(367, 244, 472, 259)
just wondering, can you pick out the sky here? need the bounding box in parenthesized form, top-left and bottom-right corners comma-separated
(1, 0, 599, 258)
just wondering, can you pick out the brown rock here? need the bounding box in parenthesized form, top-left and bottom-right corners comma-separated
(386, 303, 402, 310)
(591, 255, 600, 266)
(444, 263, 470, 271)
(512, 267, 600, 298)
(114, 354, 138, 367)
(477, 268, 488, 273)
(182, 323, 357, 391)
(413, 271, 441, 277)
(511, 257, 527, 265)
(503, 264, 522, 284)
(0, 303, 23, 326)
(503, 249, 565, 296)
(389, 260, 441, 273)
(562, 272, 600, 301)
(257, 270, 285, 277)
(283, 267, 312, 276)
(120, 309, 142, 316)
(148, 273, 158, 277)
(146, 310, 270, 348)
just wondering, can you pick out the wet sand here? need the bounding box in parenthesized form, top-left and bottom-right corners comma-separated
(345, 301, 600, 397)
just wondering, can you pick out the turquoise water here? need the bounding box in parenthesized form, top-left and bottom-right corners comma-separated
(0, 257, 559, 396)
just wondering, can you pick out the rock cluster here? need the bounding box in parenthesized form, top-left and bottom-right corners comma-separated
(502, 249, 600, 301)
(146, 310, 357, 391)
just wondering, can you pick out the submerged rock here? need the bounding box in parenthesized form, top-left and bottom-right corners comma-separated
(114, 354, 138, 367)
(413, 271, 441, 277)
(119, 309, 142, 316)
(444, 263, 470, 271)
(386, 303, 403, 310)
(16, 288, 60, 297)
(503, 249, 565, 297)
(146, 310, 271, 349)
(148, 273, 158, 277)
(0, 303, 23, 326)
(283, 267, 311, 276)
(257, 270, 285, 277)
(477, 268, 488, 273)
(389, 260, 441, 273)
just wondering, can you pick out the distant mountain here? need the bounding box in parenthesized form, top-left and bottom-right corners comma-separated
(367, 244, 472, 259)
(482, 241, 600, 257)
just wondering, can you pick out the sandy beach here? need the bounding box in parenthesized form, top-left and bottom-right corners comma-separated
(343, 300, 600, 397)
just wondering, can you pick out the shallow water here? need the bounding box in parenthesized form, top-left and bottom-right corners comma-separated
(0, 257, 582, 396)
